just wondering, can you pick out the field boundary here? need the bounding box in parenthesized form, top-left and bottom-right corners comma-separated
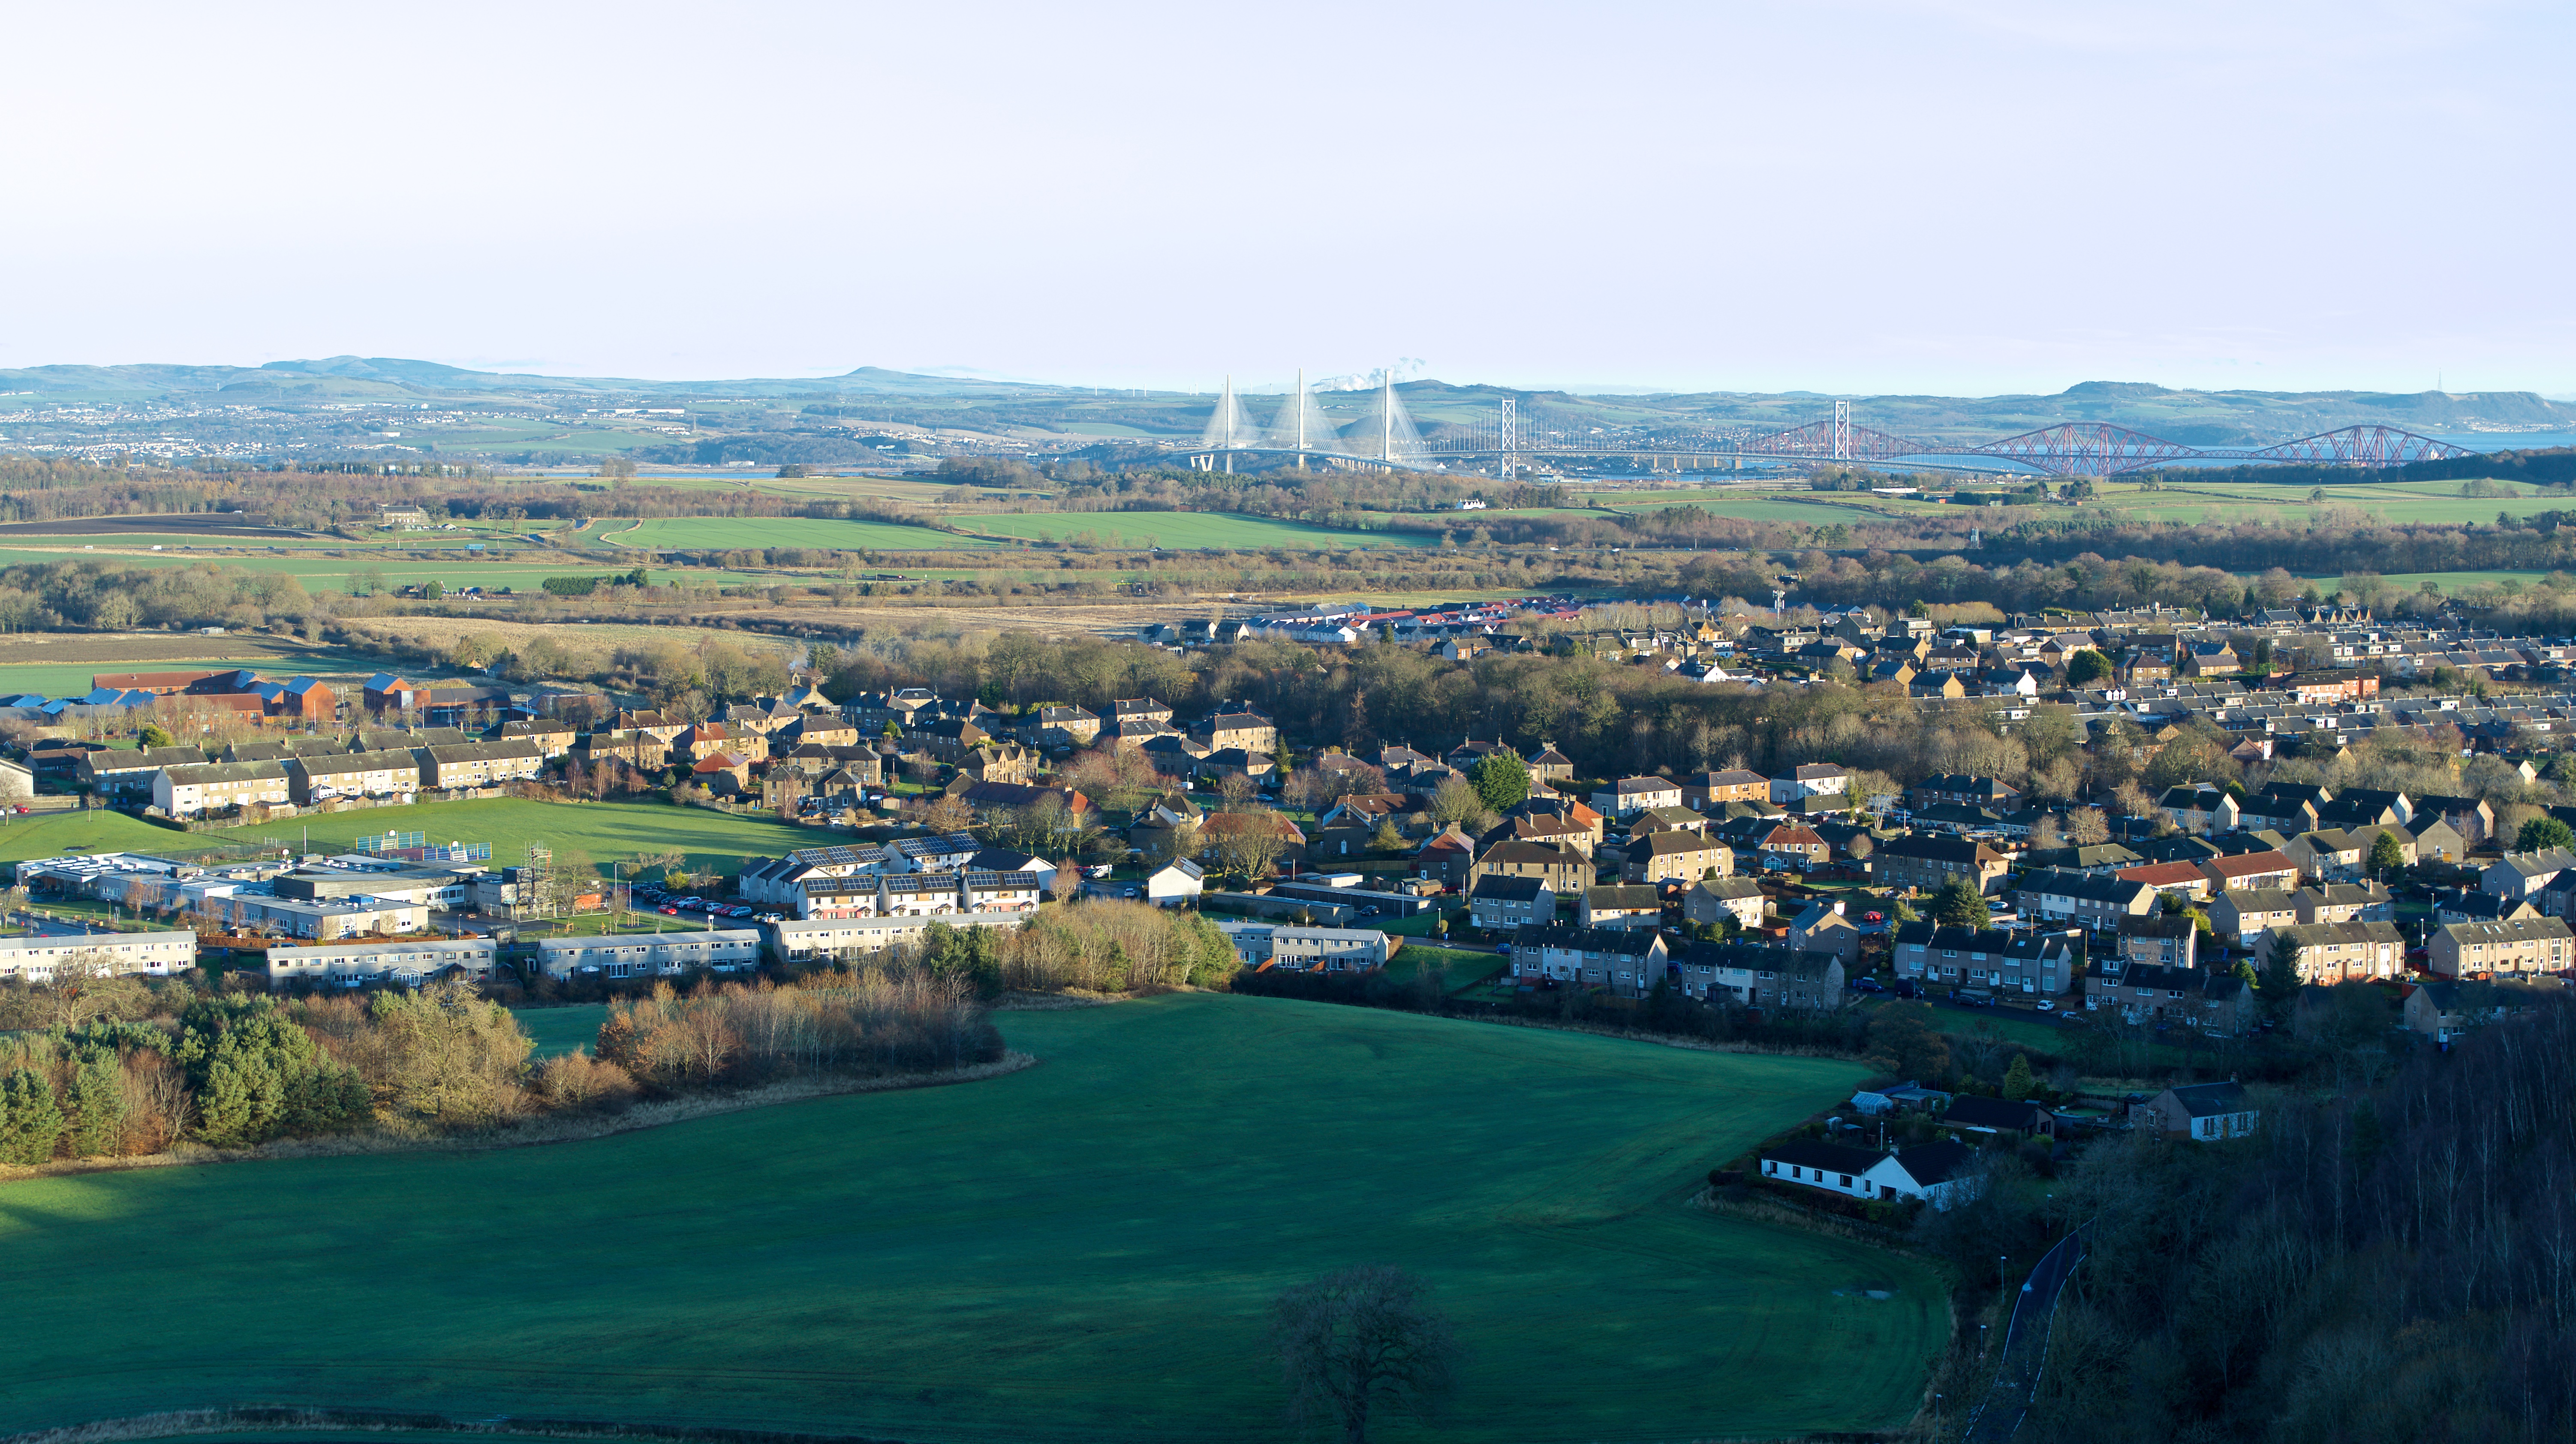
(0, 1053, 1036, 1190)
(0, 1405, 926, 1444)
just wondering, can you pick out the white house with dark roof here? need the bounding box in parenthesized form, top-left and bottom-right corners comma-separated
(1589, 776, 1682, 817)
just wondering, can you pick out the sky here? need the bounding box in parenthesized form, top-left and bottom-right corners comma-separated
(3, 1, 2570, 397)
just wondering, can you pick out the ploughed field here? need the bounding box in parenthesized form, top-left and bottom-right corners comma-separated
(0, 993, 1941, 1443)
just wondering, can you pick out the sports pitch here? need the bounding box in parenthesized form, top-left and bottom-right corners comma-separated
(0, 994, 1940, 1442)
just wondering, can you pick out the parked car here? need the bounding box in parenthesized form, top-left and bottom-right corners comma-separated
(1850, 977, 1885, 994)
(1892, 978, 1917, 998)
(2034, 999, 2055, 1012)
(1862, 911, 1885, 924)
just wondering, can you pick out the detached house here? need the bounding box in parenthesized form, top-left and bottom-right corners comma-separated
(2138, 1082, 2259, 1141)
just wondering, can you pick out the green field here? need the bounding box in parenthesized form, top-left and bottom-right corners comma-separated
(208, 798, 822, 880)
(0, 650, 383, 700)
(962, 511, 1440, 550)
(511, 1003, 608, 1058)
(0, 809, 195, 864)
(0, 994, 1937, 1441)
(612, 517, 999, 551)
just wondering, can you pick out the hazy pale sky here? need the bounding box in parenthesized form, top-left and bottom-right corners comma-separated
(4, 1, 2568, 396)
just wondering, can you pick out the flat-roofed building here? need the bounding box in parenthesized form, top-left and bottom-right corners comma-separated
(262, 938, 495, 990)
(536, 929, 762, 979)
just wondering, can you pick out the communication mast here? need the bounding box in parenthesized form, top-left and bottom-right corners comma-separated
(521, 842, 553, 920)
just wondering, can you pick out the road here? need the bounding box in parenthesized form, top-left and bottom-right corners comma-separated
(1962, 1223, 2090, 1442)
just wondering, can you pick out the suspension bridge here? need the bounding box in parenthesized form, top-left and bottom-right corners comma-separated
(1174, 381, 2479, 478)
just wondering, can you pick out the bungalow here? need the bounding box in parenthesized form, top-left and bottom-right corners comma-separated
(1468, 875, 1554, 931)
(2138, 1081, 2259, 1142)
(1684, 876, 1769, 931)
(1865, 1140, 1982, 1208)
(1757, 1138, 1883, 1201)
(1943, 1095, 2057, 1140)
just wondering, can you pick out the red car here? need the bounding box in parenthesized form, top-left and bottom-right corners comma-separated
(1863, 911, 1885, 924)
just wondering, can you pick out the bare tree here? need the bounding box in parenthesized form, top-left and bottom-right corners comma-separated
(1271, 1264, 1463, 1444)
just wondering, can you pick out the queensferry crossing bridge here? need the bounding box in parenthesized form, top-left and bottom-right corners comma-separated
(1173, 379, 2480, 480)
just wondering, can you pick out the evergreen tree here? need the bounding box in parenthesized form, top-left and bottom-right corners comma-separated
(2368, 830, 2407, 877)
(0, 1068, 65, 1165)
(2260, 933, 2304, 1017)
(63, 1053, 124, 1157)
(1469, 753, 1531, 812)
(2516, 815, 2574, 854)
(1931, 878, 1991, 930)
(2002, 1053, 2035, 1101)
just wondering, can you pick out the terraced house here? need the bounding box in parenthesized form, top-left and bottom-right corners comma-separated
(153, 760, 291, 818)
(1892, 922, 2079, 998)
(1869, 834, 2009, 895)
(1508, 923, 1669, 996)
(2429, 917, 2574, 979)
(287, 749, 424, 804)
(2266, 920, 2406, 984)
(421, 739, 544, 789)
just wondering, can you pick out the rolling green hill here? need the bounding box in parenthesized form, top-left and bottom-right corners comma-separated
(0, 994, 1938, 1443)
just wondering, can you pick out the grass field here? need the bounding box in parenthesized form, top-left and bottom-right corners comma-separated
(511, 1003, 607, 1058)
(961, 511, 1440, 550)
(0, 994, 1938, 1441)
(611, 517, 998, 551)
(0, 809, 196, 864)
(208, 799, 823, 880)
(0, 650, 384, 699)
